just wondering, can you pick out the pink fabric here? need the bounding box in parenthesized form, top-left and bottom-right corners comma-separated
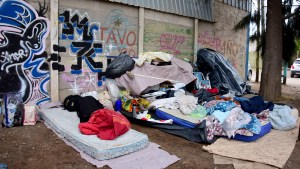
(79, 109, 131, 140)
(116, 57, 196, 95)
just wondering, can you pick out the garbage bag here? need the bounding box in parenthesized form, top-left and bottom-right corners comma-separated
(99, 52, 135, 79)
(196, 48, 246, 96)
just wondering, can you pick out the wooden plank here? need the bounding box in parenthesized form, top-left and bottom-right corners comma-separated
(50, 0, 59, 101)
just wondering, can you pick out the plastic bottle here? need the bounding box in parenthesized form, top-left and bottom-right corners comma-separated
(115, 99, 122, 111)
(132, 102, 137, 118)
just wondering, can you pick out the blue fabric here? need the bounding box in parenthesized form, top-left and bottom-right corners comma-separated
(206, 106, 215, 115)
(232, 122, 272, 142)
(240, 114, 261, 134)
(239, 96, 274, 113)
(234, 97, 249, 103)
(269, 105, 296, 130)
(156, 109, 198, 128)
(0, 163, 8, 169)
(206, 100, 236, 115)
(214, 101, 236, 112)
(212, 110, 230, 124)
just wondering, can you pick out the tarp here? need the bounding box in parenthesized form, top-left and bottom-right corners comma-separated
(120, 110, 216, 144)
(196, 48, 246, 95)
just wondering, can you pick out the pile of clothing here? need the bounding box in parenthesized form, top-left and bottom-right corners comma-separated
(63, 50, 297, 144)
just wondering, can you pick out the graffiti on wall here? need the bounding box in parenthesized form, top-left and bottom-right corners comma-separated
(102, 9, 137, 56)
(0, 0, 50, 105)
(58, 9, 137, 73)
(59, 10, 103, 74)
(58, 8, 137, 92)
(144, 20, 194, 60)
(61, 72, 103, 95)
(198, 32, 245, 72)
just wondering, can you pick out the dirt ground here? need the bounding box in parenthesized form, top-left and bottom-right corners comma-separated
(0, 82, 299, 169)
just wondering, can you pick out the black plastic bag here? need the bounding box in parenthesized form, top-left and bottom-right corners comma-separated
(196, 48, 246, 96)
(99, 52, 135, 79)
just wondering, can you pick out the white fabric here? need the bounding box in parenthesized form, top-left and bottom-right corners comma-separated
(222, 107, 251, 138)
(98, 91, 114, 110)
(149, 97, 179, 109)
(81, 91, 100, 100)
(176, 95, 198, 115)
(135, 52, 172, 66)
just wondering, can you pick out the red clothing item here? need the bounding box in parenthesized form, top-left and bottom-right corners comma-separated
(206, 88, 219, 95)
(78, 109, 131, 140)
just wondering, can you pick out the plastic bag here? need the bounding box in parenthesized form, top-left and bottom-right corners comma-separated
(2, 93, 23, 128)
(105, 78, 120, 103)
(23, 104, 38, 125)
(101, 52, 135, 79)
(193, 72, 211, 89)
(196, 48, 246, 95)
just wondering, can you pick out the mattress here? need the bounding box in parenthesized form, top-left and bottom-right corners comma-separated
(39, 107, 149, 160)
(232, 122, 272, 142)
(156, 108, 201, 128)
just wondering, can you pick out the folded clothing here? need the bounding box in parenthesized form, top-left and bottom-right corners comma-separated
(79, 109, 131, 140)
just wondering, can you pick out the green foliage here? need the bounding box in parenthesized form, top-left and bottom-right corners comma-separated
(234, 1, 300, 63)
(296, 39, 300, 51)
(282, 3, 300, 62)
(233, 11, 258, 32)
(290, 7, 300, 37)
(283, 25, 296, 62)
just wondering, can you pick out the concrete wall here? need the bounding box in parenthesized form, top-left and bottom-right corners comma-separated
(0, 0, 249, 103)
(143, 9, 194, 61)
(198, 0, 249, 76)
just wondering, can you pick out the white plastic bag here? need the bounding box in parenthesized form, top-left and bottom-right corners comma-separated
(23, 104, 38, 125)
(105, 78, 120, 103)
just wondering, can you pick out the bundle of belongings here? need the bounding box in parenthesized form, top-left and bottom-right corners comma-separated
(63, 92, 130, 140)
(99, 49, 297, 144)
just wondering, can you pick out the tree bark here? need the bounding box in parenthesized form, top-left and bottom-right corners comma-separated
(259, 0, 282, 101)
(255, 0, 261, 83)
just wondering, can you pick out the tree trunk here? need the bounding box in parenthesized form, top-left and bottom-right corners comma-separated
(255, 0, 261, 82)
(259, 0, 282, 101)
(255, 52, 260, 82)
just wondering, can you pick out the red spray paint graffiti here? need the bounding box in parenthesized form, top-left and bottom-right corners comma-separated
(160, 34, 185, 55)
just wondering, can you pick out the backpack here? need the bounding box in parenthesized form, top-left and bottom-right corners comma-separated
(63, 95, 81, 112)
(77, 96, 104, 122)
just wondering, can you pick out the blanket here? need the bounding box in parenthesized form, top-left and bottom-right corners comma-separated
(79, 109, 131, 140)
(116, 57, 196, 95)
(203, 108, 299, 168)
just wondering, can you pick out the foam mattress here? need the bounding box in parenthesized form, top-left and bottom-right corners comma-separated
(156, 108, 201, 128)
(39, 107, 149, 160)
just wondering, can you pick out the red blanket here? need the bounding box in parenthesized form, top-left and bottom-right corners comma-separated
(78, 109, 131, 140)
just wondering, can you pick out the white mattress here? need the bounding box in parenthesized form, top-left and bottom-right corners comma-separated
(39, 107, 149, 160)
